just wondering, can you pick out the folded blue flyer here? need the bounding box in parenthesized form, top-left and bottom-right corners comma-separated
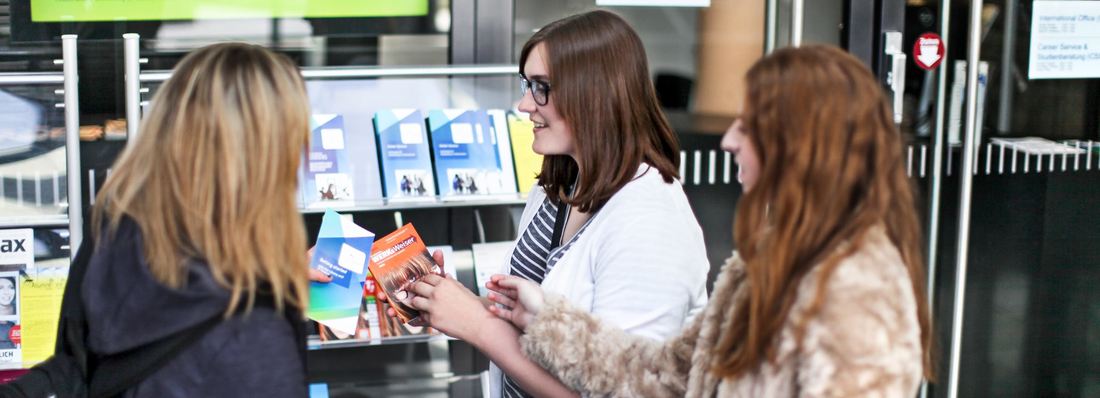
(308, 209, 375, 335)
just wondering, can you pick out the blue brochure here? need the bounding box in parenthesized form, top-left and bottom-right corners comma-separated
(301, 115, 355, 208)
(427, 109, 518, 198)
(375, 109, 436, 199)
(307, 209, 375, 335)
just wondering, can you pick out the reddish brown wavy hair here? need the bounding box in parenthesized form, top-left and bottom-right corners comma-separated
(713, 45, 935, 381)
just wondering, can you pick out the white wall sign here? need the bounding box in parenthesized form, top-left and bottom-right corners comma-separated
(0, 229, 33, 267)
(596, 0, 709, 7)
(1029, 1, 1100, 79)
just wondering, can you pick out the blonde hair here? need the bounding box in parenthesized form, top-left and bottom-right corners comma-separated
(92, 43, 310, 316)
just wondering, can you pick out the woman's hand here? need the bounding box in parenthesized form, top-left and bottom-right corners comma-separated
(306, 246, 333, 283)
(376, 250, 446, 327)
(405, 273, 496, 341)
(485, 274, 545, 331)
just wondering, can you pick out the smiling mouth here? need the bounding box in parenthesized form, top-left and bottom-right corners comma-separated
(533, 122, 548, 129)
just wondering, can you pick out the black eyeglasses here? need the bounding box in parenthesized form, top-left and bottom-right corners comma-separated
(520, 76, 551, 106)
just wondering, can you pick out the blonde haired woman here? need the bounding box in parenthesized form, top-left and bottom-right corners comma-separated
(482, 45, 935, 397)
(7, 43, 313, 397)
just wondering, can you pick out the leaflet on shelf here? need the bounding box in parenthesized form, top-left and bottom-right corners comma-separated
(308, 210, 376, 336)
(488, 110, 519, 194)
(947, 61, 966, 146)
(506, 110, 543, 194)
(304, 80, 386, 208)
(471, 241, 514, 297)
(367, 224, 440, 324)
(427, 109, 518, 199)
(301, 115, 356, 208)
(0, 229, 31, 366)
(375, 109, 437, 200)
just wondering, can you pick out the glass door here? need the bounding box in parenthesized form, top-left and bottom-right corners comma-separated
(796, 1, 1100, 397)
(937, 0, 1100, 397)
(832, 1, 1100, 397)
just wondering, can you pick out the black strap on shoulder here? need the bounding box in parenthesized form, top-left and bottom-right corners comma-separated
(88, 293, 293, 398)
(549, 183, 575, 251)
(17, 226, 306, 398)
(89, 312, 222, 398)
(550, 200, 568, 251)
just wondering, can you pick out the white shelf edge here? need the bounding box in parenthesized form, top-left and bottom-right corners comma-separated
(307, 333, 453, 350)
(0, 216, 70, 229)
(299, 195, 527, 214)
(0, 73, 65, 86)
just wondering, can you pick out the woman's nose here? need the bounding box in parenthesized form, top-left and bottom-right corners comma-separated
(518, 90, 537, 113)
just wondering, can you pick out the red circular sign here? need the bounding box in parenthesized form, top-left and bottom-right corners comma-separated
(9, 325, 20, 345)
(913, 33, 945, 70)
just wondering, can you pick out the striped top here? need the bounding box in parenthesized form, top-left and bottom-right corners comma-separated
(502, 197, 594, 398)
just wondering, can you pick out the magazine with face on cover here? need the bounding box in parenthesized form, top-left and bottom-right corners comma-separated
(367, 224, 441, 324)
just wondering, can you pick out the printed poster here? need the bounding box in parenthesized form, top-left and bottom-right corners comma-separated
(0, 229, 32, 366)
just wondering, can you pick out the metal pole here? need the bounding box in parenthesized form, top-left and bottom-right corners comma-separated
(927, 0, 953, 343)
(124, 33, 141, 140)
(996, 0, 1017, 133)
(792, 0, 804, 47)
(765, 0, 778, 53)
(62, 35, 82, 259)
(948, 1, 984, 397)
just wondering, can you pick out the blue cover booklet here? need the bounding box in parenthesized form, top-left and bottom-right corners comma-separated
(301, 115, 355, 208)
(301, 80, 387, 209)
(374, 109, 436, 199)
(427, 109, 518, 198)
(308, 209, 376, 336)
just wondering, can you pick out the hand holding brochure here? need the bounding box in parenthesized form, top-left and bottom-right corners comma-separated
(367, 224, 440, 324)
(308, 210, 375, 335)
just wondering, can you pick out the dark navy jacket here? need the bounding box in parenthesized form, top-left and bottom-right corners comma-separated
(81, 220, 307, 397)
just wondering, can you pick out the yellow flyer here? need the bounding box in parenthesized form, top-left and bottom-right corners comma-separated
(508, 111, 543, 194)
(19, 267, 66, 367)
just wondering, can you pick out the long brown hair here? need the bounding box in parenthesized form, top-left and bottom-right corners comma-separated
(713, 46, 935, 380)
(519, 10, 679, 212)
(92, 43, 311, 316)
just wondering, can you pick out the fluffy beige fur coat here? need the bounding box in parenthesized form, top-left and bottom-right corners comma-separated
(520, 229, 924, 398)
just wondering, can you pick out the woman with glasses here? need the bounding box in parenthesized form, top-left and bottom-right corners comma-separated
(484, 45, 934, 398)
(380, 10, 710, 398)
